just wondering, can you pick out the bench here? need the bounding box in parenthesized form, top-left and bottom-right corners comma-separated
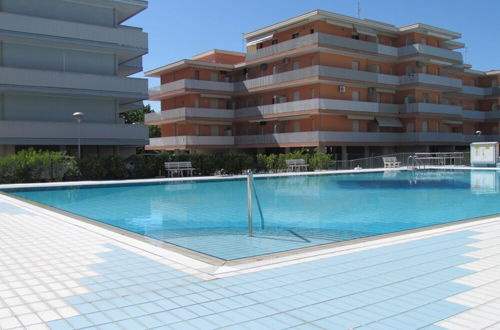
(164, 161, 195, 177)
(285, 159, 309, 172)
(382, 157, 401, 168)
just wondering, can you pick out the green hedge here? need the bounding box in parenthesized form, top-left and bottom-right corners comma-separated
(0, 149, 333, 183)
(0, 149, 77, 184)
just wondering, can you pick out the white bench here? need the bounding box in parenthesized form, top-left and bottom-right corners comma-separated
(164, 161, 195, 177)
(382, 157, 401, 168)
(285, 159, 309, 172)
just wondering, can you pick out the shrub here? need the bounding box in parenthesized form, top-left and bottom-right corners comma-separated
(104, 155, 127, 179)
(309, 152, 332, 170)
(0, 149, 77, 183)
(77, 155, 107, 180)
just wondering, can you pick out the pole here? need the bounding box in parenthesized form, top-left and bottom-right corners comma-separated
(247, 169, 253, 237)
(77, 119, 81, 159)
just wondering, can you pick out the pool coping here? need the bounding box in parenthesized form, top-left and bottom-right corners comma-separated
(1, 166, 499, 268)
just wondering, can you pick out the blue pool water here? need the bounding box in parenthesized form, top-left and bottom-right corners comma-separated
(4, 170, 500, 260)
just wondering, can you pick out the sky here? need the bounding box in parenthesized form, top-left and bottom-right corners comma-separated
(127, 0, 500, 111)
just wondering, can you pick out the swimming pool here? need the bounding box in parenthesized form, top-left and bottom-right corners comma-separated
(3, 169, 499, 260)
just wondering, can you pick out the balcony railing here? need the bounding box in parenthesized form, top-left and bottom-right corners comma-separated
(0, 12, 148, 49)
(398, 44, 462, 62)
(0, 120, 148, 145)
(399, 73, 462, 89)
(235, 131, 499, 146)
(401, 103, 463, 116)
(0, 67, 148, 98)
(246, 32, 462, 63)
(149, 79, 235, 99)
(148, 136, 235, 148)
(145, 108, 234, 123)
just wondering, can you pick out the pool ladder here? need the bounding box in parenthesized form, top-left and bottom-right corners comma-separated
(246, 169, 265, 237)
(407, 155, 425, 170)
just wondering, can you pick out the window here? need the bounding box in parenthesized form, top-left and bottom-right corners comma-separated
(194, 97, 199, 108)
(352, 120, 360, 132)
(406, 122, 415, 132)
(293, 91, 301, 101)
(210, 72, 218, 81)
(210, 98, 218, 109)
(352, 61, 359, 71)
(352, 32, 359, 40)
(195, 125, 200, 136)
(352, 91, 360, 101)
(422, 93, 429, 103)
(257, 42, 263, 49)
(406, 66, 415, 75)
(421, 38, 427, 45)
(271, 39, 278, 45)
(311, 88, 316, 99)
(405, 36, 415, 46)
(294, 121, 301, 132)
(292, 32, 299, 39)
(310, 28, 315, 34)
(210, 126, 219, 136)
(422, 121, 428, 132)
(194, 70, 200, 80)
(405, 95, 416, 104)
(421, 65, 427, 74)
(293, 61, 301, 70)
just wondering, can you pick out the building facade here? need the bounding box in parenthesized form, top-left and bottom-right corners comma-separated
(0, 0, 149, 157)
(145, 10, 499, 159)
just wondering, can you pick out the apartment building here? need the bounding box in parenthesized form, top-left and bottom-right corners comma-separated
(0, 0, 149, 157)
(145, 10, 499, 159)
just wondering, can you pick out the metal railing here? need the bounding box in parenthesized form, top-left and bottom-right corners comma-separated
(330, 152, 470, 170)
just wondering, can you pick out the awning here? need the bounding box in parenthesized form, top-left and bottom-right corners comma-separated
(246, 34, 274, 46)
(442, 120, 463, 125)
(355, 25, 377, 37)
(348, 115, 374, 121)
(376, 117, 403, 127)
(200, 94, 231, 99)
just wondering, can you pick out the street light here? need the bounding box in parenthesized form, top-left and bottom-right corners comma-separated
(72, 112, 84, 159)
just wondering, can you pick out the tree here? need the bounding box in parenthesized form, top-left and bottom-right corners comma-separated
(120, 104, 160, 138)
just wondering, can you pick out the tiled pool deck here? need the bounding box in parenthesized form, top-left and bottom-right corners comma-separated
(1, 176, 500, 329)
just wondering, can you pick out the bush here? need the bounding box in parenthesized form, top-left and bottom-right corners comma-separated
(104, 155, 127, 179)
(309, 152, 332, 170)
(77, 155, 107, 180)
(0, 149, 77, 183)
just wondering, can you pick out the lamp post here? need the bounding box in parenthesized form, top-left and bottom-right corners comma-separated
(72, 112, 84, 159)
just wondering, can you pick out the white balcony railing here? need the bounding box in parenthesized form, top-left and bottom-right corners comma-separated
(246, 33, 462, 63)
(0, 12, 148, 49)
(148, 136, 235, 148)
(0, 67, 148, 97)
(0, 120, 148, 145)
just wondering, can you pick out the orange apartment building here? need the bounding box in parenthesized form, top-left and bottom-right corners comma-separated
(145, 10, 500, 159)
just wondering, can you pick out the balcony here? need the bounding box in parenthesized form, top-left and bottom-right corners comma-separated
(462, 110, 500, 121)
(237, 65, 400, 91)
(0, 67, 148, 100)
(245, 32, 462, 63)
(236, 99, 399, 119)
(148, 136, 235, 149)
(399, 74, 462, 90)
(149, 79, 235, 99)
(145, 108, 234, 124)
(235, 131, 500, 146)
(0, 120, 148, 145)
(401, 103, 463, 116)
(0, 12, 148, 50)
(398, 44, 462, 62)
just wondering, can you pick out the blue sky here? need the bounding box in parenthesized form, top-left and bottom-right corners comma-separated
(128, 0, 500, 111)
